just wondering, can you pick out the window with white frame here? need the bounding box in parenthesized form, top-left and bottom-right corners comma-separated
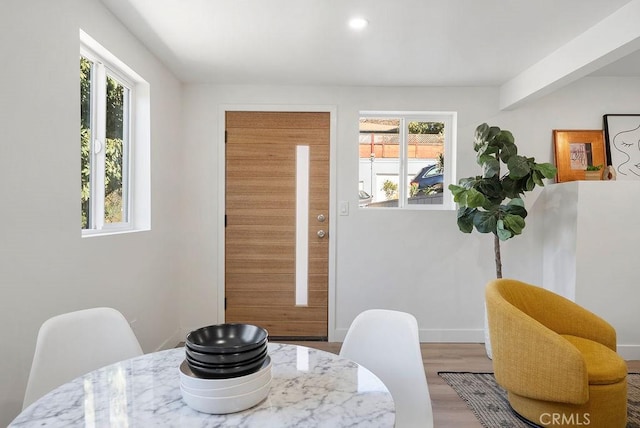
(358, 111, 456, 209)
(80, 30, 150, 235)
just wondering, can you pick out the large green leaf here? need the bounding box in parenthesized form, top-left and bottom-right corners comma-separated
(477, 144, 500, 160)
(449, 184, 465, 200)
(465, 188, 486, 208)
(500, 176, 518, 198)
(487, 126, 501, 142)
(456, 207, 475, 233)
(535, 162, 558, 179)
(475, 141, 486, 155)
(499, 142, 517, 163)
(473, 211, 498, 234)
(507, 155, 531, 179)
(475, 123, 490, 142)
(525, 175, 535, 191)
(458, 177, 480, 189)
(481, 156, 500, 178)
(475, 178, 504, 203)
(532, 169, 544, 186)
(496, 219, 512, 240)
(474, 124, 490, 152)
(504, 198, 528, 219)
(496, 130, 514, 145)
(476, 125, 501, 151)
(503, 213, 525, 235)
(450, 186, 487, 208)
(507, 197, 525, 207)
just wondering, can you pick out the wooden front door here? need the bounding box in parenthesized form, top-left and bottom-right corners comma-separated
(225, 111, 330, 339)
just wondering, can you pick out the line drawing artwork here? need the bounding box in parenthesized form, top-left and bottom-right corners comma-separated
(604, 115, 640, 180)
(612, 124, 640, 177)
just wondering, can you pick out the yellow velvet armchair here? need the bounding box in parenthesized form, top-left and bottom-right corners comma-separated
(485, 279, 627, 428)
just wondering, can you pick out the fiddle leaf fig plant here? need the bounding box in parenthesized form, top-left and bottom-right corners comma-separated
(449, 123, 557, 278)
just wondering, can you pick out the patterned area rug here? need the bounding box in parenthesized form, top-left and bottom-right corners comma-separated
(439, 372, 640, 428)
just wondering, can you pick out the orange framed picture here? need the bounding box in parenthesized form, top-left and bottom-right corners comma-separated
(552, 130, 607, 183)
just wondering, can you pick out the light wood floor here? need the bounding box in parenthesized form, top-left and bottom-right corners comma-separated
(279, 342, 640, 428)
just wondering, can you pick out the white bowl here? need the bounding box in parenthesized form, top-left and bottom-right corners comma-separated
(179, 356, 271, 389)
(181, 378, 272, 414)
(180, 368, 271, 397)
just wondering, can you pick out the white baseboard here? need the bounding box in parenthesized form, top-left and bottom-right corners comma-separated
(332, 328, 484, 343)
(618, 345, 640, 360)
(418, 329, 485, 343)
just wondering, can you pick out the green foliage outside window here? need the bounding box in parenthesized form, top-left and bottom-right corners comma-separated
(382, 180, 398, 200)
(104, 74, 125, 224)
(81, 57, 126, 229)
(408, 121, 444, 135)
(81, 58, 91, 228)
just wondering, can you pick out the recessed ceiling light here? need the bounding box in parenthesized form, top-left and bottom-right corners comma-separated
(348, 17, 369, 31)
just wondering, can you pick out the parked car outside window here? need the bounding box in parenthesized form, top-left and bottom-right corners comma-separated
(410, 165, 443, 190)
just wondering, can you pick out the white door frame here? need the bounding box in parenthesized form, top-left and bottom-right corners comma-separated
(218, 104, 338, 341)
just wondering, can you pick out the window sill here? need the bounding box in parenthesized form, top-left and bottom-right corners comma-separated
(82, 227, 149, 238)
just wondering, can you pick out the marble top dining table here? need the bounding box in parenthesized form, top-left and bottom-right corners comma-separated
(10, 342, 395, 427)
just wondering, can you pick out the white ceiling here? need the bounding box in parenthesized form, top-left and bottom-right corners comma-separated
(100, 0, 640, 88)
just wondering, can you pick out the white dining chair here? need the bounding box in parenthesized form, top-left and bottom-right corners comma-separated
(340, 309, 434, 428)
(23, 307, 143, 409)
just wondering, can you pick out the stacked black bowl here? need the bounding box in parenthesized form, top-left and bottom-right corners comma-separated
(185, 323, 269, 379)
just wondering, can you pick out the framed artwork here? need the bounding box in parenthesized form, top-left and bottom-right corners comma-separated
(603, 114, 640, 180)
(553, 130, 606, 183)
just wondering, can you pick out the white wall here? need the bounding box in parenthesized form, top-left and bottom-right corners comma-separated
(534, 181, 640, 359)
(180, 76, 640, 344)
(0, 0, 183, 423)
(575, 181, 640, 359)
(180, 86, 495, 341)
